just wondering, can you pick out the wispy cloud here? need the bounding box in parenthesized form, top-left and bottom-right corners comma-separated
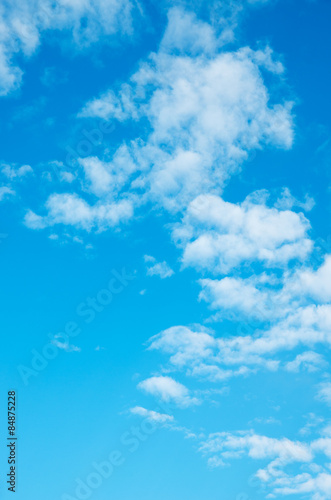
(130, 406, 174, 423)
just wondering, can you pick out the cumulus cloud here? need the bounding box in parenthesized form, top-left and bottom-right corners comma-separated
(80, 9, 294, 212)
(17, 2, 296, 238)
(172, 192, 311, 274)
(27, 8, 295, 232)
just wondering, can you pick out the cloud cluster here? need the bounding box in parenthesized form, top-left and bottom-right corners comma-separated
(26, 7, 294, 232)
(0, 0, 136, 95)
(146, 249, 331, 379)
(5, 5, 329, 499)
(80, 13, 293, 211)
(200, 429, 331, 500)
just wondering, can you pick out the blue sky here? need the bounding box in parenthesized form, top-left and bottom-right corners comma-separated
(0, 0, 331, 499)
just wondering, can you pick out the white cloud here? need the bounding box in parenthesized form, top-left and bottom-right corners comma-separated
(160, 7, 220, 55)
(144, 255, 174, 279)
(0, 163, 32, 203)
(144, 299, 331, 381)
(147, 324, 277, 380)
(51, 335, 81, 352)
(79, 146, 137, 197)
(3, 1, 277, 97)
(130, 406, 174, 423)
(149, 325, 216, 368)
(199, 429, 331, 500)
(173, 192, 311, 273)
(298, 256, 331, 302)
(138, 375, 199, 408)
(199, 277, 268, 317)
(275, 187, 315, 212)
(270, 472, 331, 500)
(0, 186, 15, 201)
(1, 163, 32, 179)
(0, 0, 136, 96)
(285, 352, 326, 373)
(200, 431, 313, 464)
(26, 8, 294, 231)
(79, 9, 294, 213)
(24, 193, 134, 231)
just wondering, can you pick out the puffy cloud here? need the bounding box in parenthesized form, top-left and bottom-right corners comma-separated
(80, 9, 294, 213)
(149, 325, 216, 368)
(78, 146, 137, 197)
(173, 193, 311, 273)
(144, 299, 331, 382)
(298, 256, 331, 303)
(199, 276, 268, 317)
(138, 375, 200, 408)
(26, 8, 295, 230)
(159, 7, 220, 55)
(144, 255, 174, 279)
(0, 1, 279, 96)
(147, 324, 277, 380)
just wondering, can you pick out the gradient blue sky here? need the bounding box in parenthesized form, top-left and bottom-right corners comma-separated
(1, 1, 331, 499)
